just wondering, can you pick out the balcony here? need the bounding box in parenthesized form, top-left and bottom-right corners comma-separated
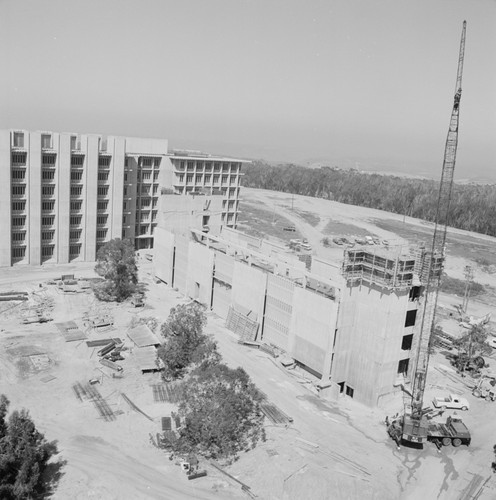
(12, 191, 26, 199)
(11, 177, 26, 185)
(97, 207, 108, 214)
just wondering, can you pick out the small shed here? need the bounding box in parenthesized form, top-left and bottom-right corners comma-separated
(133, 346, 164, 373)
(127, 324, 160, 348)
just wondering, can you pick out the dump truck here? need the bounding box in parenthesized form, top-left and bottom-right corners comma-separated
(389, 414, 471, 447)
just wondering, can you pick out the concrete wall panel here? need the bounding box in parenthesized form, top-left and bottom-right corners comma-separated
(186, 242, 214, 304)
(230, 262, 266, 321)
(154, 227, 175, 284)
(173, 236, 189, 294)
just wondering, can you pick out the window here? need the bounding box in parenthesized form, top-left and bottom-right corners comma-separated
(140, 212, 149, 222)
(228, 200, 235, 209)
(178, 174, 184, 182)
(97, 215, 108, 225)
(70, 216, 82, 225)
(41, 134, 52, 149)
(123, 215, 127, 224)
(121, 229, 126, 239)
(71, 155, 84, 166)
(70, 136, 79, 150)
(142, 172, 151, 180)
(71, 186, 83, 196)
(142, 157, 153, 167)
(345, 385, 354, 398)
(12, 201, 26, 211)
(13, 132, 24, 148)
(12, 247, 26, 259)
(179, 161, 185, 169)
(186, 174, 193, 183)
(69, 244, 81, 256)
(227, 214, 233, 223)
(124, 172, 128, 182)
(97, 186, 109, 196)
(213, 175, 220, 184)
(42, 231, 54, 241)
(397, 358, 410, 376)
(11, 152, 27, 165)
(152, 185, 158, 195)
(204, 174, 211, 183)
(42, 216, 55, 226)
(152, 198, 157, 208)
(98, 156, 111, 167)
(153, 172, 159, 181)
(196, 161, 203, 170)
(41, 246, 54, 258)
(12, 186, 26, 196)
(71, 171, 83, 181)
(405, 310, 417, 327)
(141, 187, 150, 196)
(402, 334, 413, 351)
(222, 175, 228, 183)
(42, 170, 55, 180)
(187, 161, 194, 171)
(141, 199, 150, 208)
(125, 157, 129, 167)
(230, 176, 237, 183)
(70, 201, 82, 211)
(222, 163, 230, 172)
(42, 186, 55, 196)
(12, 232, 26, 242)
(42, 154, 56, 166)
(97, 201, 108, 210)
(12, 169, 25, 180)
(70, 230, 82, 240)
(196, 174, 203, 183)
(214, 163, 220, 172)
(42, 201, 55, 211)
(202, 215, 210, 226)
(96, 229, 107, 239)
(123, 201, 127, 210)
(123, 187, 128, 196)
(409, 286, 421, 301)
(98, 172, 109, 181)
(140, 226, 148, 235)
(229, 188, 237, 196)
(205, 162, 212, 171)
(151, 211, 157, 222)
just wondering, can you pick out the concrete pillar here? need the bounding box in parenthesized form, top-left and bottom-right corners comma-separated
(28, 132, 41, 265)
(0, 131, 11, 266)
(57, 134, 71, 263)
(84, 135, 99, 261)
(110, 136, 125, 240)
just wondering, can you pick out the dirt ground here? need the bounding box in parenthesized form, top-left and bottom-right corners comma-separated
(1, 189, 496, 499)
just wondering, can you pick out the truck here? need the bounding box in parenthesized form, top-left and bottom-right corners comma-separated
(472, 376, 496, 401)
(432, 394, 469, 411)
(389, 414, 471, 448)
(427, 416, 471, 447)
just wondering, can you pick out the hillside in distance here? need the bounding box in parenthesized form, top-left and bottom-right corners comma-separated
(242, 160, 496, 238)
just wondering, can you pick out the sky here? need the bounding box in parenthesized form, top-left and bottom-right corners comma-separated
(1, 0, 495, 181)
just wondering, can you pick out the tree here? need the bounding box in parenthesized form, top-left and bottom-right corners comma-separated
(94, 238, 138, 302)
(172, 363, 265, 460)
(0, 395, 60, 499)
(157, 302, 219, 379)
(453, 324, 492, 360)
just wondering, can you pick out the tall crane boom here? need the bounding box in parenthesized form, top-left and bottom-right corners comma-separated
(403, 21, 467, 443)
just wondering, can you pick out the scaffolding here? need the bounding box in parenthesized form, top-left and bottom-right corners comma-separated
(341, 245, 444, 290)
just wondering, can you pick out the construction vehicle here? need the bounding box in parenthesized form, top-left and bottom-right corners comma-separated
(472, 376, 496, 401)
(388, 22, 470, 447)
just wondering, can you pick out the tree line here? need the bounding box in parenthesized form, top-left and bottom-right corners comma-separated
(242, 161, 496, 237)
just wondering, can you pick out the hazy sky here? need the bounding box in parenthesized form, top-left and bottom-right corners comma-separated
(1, 0, 495, 180)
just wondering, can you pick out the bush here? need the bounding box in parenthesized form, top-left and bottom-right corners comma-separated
(172, 363, 265, 460)
(0, 395, 61, 499)
(94, 238, 138, 302)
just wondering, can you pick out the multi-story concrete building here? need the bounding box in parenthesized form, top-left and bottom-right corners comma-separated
(0, 129, 246, 266)
(154, 225, 441, 407)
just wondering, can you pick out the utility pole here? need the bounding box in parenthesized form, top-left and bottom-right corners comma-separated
(462, 265, 473, 313)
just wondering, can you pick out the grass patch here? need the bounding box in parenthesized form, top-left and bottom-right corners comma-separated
(293, 210, 320, 227)
(322, 220, 372, 237)
(440, 273, 484, 297)
(374, 219, 496, 266)
(237, 202, 303, 242)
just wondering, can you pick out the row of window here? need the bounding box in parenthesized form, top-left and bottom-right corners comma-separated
(42, 201, 55, 211)
(12, 169, 26, 180)
(139, 157, 161, 168)
(12, 201, 26, 211)
(178, 160, 240, 172)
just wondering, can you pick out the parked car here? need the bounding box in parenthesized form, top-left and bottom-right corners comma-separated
(432, 394, 470, 411)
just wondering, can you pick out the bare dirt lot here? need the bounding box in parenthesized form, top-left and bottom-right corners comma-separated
(1, 189, 496, 499)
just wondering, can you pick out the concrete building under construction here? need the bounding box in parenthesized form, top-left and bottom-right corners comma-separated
(154, 211, 442, 407)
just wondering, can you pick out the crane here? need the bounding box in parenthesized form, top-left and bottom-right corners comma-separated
(396, 21, 467, 446)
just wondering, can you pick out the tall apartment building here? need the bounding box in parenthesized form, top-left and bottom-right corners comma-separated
(0, 129, 246, 267)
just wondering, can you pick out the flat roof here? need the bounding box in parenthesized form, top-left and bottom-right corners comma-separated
(133, 346, 164, 372)
(168, 154, 250, 163)
(127, 324, 161, 347)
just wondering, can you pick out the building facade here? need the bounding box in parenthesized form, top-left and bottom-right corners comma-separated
(0, 129, 246, 266)
(154, 225, 437, 407)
